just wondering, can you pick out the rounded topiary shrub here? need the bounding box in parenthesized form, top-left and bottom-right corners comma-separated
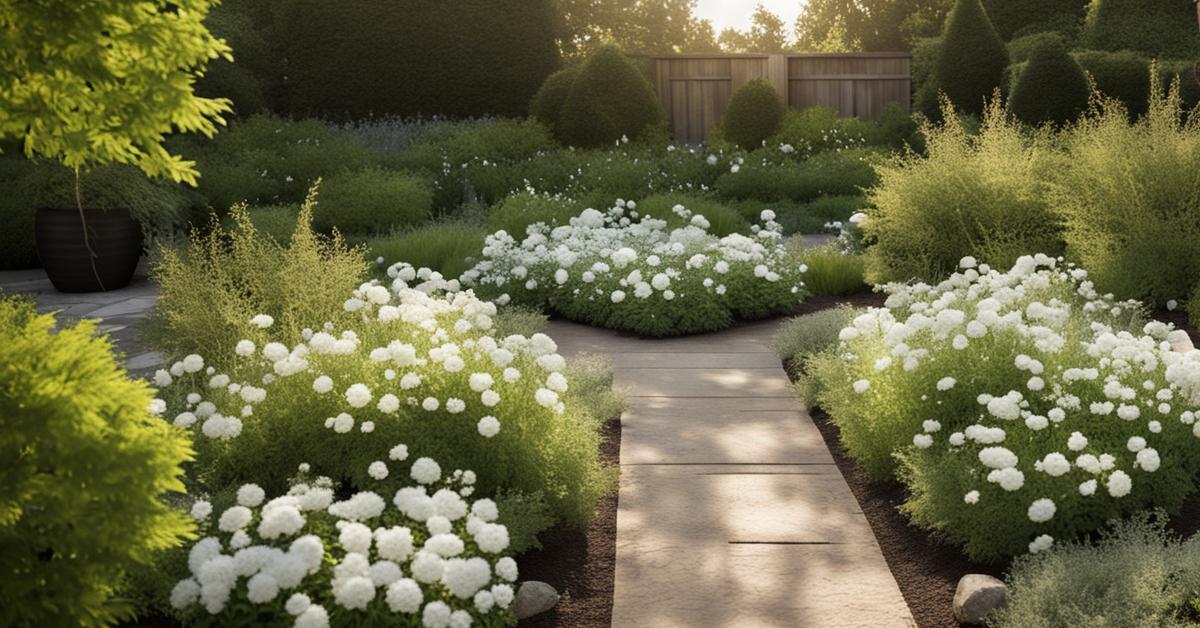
(529, 65, 580, 133)
(1074, 50, 1151, 118)
(934, 0, 1009, 116)
(719, 79, 786, 150)
(1083, 0, 1200, 59)
(556, 45, 665, 148)
(1010, 39, 1090, 127)
(0, 296, 193, 627)
(311, 169, 432, 234)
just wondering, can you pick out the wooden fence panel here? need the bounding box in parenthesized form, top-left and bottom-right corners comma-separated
(642, 52, 911, 144)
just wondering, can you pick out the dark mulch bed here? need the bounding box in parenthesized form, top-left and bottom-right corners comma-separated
(516, 416, 620, 627)
(785, 296, 1200, 628)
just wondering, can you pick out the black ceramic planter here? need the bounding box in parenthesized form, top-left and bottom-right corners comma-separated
(35, 207, 142, 293)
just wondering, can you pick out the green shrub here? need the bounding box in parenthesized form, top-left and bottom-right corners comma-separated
(0, 296, 193, 627)
(716, 149, 881, 204)
(864, 100, 1059, 284)
(196, 0, 272, 115)
(1083, 0, 1200, 59)
(488, 191, 581, 237)
(530, 65, 581, 133)
(1073, 50, 1152, 118)
(912, 36, 943, 119)
(1009, 39, 1090, 127)
(367, 221, 488, 280)
(1007, 31, 1068, 64)
(493, 304, 550, 338)
(221, 204, 298, 245)
(865, 103, 924, 153)
(187, 115, 379, 211)
(795, 245, 868, 296)
(993, 514, 1200, 627)
(774, 306, 859, 362)
(157, 270, 614, 526)
(434, 119, 558, 168)
(982, 0, 1088, 41)
(817, 255, 1200, 561)
(1010, 11, 1086, 41)
(719, 79, 786, 150)
(1051, 81, 1200, 312)
(557, 45, 665, 147)
(635, 193, 749, 236)
(772, 194, 867, 235)
(274, 0, 560, 119)
(1157, 61, 1200, 113)
(934, 0, 1009, 115)
(771, 106, 870, 157)
(147, 188, 369, 366)
(311, 169, 432, 235)
(0, 157, 38, 269)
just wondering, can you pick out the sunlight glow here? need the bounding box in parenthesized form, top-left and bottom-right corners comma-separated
(693, 0, 807, 34)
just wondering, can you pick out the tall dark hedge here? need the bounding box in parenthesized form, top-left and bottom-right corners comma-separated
(1083, 0, 1200, 59)
(1074, 50, 1152, 117)
(982, 0, 1088, 41)
(557, 45, 665, 148)
(719, 79, 786, 149)
(196, 0, 276, 116)
(935, 0, 1009, 116)
(530, 65, 581, 134)
(273, 0, 559, 119)
(1010, 40, 1090, 126)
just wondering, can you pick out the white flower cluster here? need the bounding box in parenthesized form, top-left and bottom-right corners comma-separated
(833, 254, 1200, 557)
(462, 200, 805, 335)
(172, 455, 516, 627)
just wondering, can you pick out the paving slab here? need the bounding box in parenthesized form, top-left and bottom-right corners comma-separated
(553, 319, 914, 628)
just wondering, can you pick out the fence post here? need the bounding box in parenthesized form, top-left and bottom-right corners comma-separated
(766, 54, 788, 105)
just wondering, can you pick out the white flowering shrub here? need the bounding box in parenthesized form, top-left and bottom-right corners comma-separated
(463, 201, 806, 337)
(155, 270, 611, 526)
(171, 455, 519, 627)
(813, 254, 1200, 560)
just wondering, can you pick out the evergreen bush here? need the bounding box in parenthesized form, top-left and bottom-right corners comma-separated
(719, 79, 787, 150)
(934, 0, 1009, 116)
(1009, 39, 1090, 127)
(557, 46, 665, 148)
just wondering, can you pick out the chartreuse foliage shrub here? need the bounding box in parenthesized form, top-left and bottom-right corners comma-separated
(1051, 82, 1200, 314)
(367, 222, 488, 281)
(147, 188, 369, 367)
(814, 254, 1200, 561)
(464, 201, 807, 337)
(993, 514, 1200, 628)
(311, 169, 432, 235)
(934, 0, 1009, 116)
(154, 270, 613, 526)
(1009, 39, 1090, 127)
(168, 452, 522, 625)
(557, 45, 665, 148)
(222, 204, 300, 245)
(774, 306, 859, 364)
(863, 100, 1059, 284)
(719, 79, 786, 150)
(1083, 0, 1200, 59)
(0, 296, 193, 627)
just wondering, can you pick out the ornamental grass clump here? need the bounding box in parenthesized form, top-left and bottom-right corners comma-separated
(814, 254, 1200, 561)
(463, 200, 807, 337)
(170, 454, 519, 627)
(0, 296, 194, 627)
(154, 271, 611, 526)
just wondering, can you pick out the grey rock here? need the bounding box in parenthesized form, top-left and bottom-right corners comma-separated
(514, 580, 559, 620)
(1168, 329, 1194, 353)
(953, 574, 1007, 624)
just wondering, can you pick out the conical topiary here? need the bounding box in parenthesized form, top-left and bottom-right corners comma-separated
(934, 0, 1009, 116)
(719, 79, 786, 149)
(556, 45, 665, 147)
(1009, 39, 1090, 126)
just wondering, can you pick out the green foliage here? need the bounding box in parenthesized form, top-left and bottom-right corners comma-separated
(770, 106, 872, 157)
(274, 0, 560, 119)
(912, 36, 944, 119)
(934, 0, 1009, 115)
(311, 169, 432, 235)
(488, 192, 582, 237)
(866, 103, 925, 153)
(1009, 39, 1090, 127)
(982, 0, 1088, 41)
(795, 245, 868, 296)
(196, 0, 273, 116)
(367, 221, 488, 280)
(774, 306, 859, 362)
(1051, 81, 1200, 311)
(0, 157, 38, 269)
(719, 79, 787, 150)
(635, 193, 749, 237)
(1007, 31, 1069, 64)
(773, 195, 868, 235)
(0, 0, 230, 185)
(864, 100, 1060, 283)
(1083, 0, 1200, 59)
(530, 66, 581, 134)
(557, 45, 665, 148)
(1073, 50, 1152, 118)
(185, 115, 380, 212)
(716, 148, 882, 203)
(221, 204, 299, 245)
(493, 305, 550, 338)
(993, 514, 1200, 628)
(0, 296, 193, 627)
(495, 491, 556, 554)
(147, 188, 369, 366)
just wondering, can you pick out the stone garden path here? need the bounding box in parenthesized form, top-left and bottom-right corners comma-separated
(549, 319, 914, 628)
